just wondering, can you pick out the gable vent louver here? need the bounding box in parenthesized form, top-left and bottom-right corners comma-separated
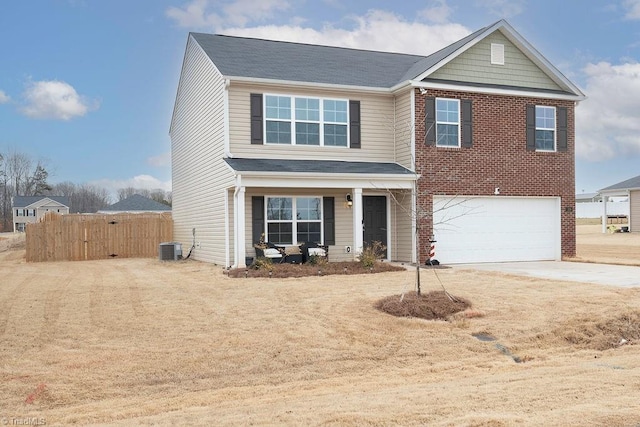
(491, 43, 505, 65)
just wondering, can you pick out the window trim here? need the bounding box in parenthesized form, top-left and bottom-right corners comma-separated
(265, 195, 324, 245)
(435, 97, 461, 148)
(264, 94, 350, 148)
(535, 105, 557, 152)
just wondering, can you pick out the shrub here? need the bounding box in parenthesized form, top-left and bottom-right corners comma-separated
(307, 254, 328, 266)
(359, 241, 386, 268)
(251, 256, 273, 270)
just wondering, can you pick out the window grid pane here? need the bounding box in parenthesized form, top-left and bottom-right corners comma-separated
(323, 100, 348, 123)
(267, 197, 292, 221)
(265, 96, 291, 120)
(266, 121, 291, 144)
(436, 99, 459, 123)
(297, 222, 321, 244)
(295, 123, 320, 145)
(267, 223, 292, 245)
(295, 98, 320, 121)
(436, 124, 459, 147)
(535, 130, 555, 150)
(324, 124, 348, 146)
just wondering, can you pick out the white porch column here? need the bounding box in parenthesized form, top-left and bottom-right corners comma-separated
(411, 186, 417, 264)
(353, 188, 363, 257)
(235, 186, 246, 268)
(601, 195, 608, 234)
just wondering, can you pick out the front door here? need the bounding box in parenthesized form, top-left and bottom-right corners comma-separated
(363, 196, 387, 257)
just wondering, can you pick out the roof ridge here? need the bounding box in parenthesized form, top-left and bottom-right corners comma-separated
(191, 32, 428, 59)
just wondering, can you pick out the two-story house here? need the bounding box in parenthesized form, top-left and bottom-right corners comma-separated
(12, 196, 70, 232)
(170, 19, 584, 268)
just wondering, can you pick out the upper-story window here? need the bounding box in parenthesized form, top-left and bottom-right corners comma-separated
(16, 209, 24, 217)
(535, 106, 556, 151)
(265, 95, 348, 147)
(436, 98, 460, 147)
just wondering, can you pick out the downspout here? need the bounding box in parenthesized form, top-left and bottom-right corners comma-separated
(224, 186, 230, 268)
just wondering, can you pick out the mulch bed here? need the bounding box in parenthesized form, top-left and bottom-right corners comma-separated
(375, 290, 471, 320)
(227, 261, 406, 278)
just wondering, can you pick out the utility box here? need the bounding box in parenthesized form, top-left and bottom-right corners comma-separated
(159, 242, 183, 261)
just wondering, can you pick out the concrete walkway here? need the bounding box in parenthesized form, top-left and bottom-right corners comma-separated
(454, 261, 640, 287)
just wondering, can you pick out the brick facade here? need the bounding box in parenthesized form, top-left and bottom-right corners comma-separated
(414, 88, 576, 263)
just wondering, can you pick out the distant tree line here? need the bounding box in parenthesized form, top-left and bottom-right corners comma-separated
(0, 150, 171, 232)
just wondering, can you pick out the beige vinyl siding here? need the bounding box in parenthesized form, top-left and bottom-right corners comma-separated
(430, 31, 562, 91)
(170, 36, 234, 265)
(394, 89, 413, 169)
(391, 190, 413, 262)
(229, 83, 396, 161)
(631, 190, 640, 232)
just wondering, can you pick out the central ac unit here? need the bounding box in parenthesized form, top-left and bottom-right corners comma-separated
(159, 242, 183, 261)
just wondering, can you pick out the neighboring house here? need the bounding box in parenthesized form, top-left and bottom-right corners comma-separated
(97, 194, 171, 214)
(575, 192, 629, 220)
(576, 193, 602, 203)
(12, 196, 70, 232)
(170, 19, 584, 268)
(599, 174, 640, 232)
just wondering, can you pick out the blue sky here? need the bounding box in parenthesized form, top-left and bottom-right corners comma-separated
(2, 0, 640, 197)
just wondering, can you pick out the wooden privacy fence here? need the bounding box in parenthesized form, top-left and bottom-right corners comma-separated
(26, 212, 173, 262)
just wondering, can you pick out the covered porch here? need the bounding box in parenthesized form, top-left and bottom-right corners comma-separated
(223, 158, 417, 268)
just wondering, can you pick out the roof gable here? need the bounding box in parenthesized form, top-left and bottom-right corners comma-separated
(415, 20, 584, 97)
(13, 196, 70, 209)
(428, 30, 562, 91)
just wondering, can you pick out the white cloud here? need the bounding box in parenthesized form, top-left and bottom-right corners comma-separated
(166, 1, 469, 56)
(0, 90, 10, 104)
(418, 0, 454, 24)
(576, 61, 640, 160)
(148, 152, 171, 167)
(223, 10, 470, 55)
(20, 79, 98, 120)
(90, 175, 172, 197)
(474, 0, 525, 18)
(623, 0, 640, 19)
(166, 0, 291, 30)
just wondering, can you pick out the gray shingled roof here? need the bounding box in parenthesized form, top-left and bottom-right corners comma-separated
(13, 196, 70, 208)
(192, 24, 495, 89)
(600, 174, 640, 191)
(102, 194, 171, 212)
(191, 32, 430, 88)
(224, 158, 414, 175)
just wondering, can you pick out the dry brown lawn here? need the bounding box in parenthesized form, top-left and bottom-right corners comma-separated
(1, 229, 640, 426)
(573, 223, 640, 266)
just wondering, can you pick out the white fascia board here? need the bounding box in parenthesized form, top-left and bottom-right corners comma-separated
(411, 80, 584, 101)
(227, 76, 391, 94)
(237, 172, 416, 190)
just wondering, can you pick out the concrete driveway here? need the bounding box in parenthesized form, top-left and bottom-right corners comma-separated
(455, 261, 640, 287)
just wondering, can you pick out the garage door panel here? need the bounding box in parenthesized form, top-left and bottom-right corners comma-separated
(433, 196, 560, 264)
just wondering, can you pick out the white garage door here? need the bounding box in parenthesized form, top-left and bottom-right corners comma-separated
(432, 196, 561, 264)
